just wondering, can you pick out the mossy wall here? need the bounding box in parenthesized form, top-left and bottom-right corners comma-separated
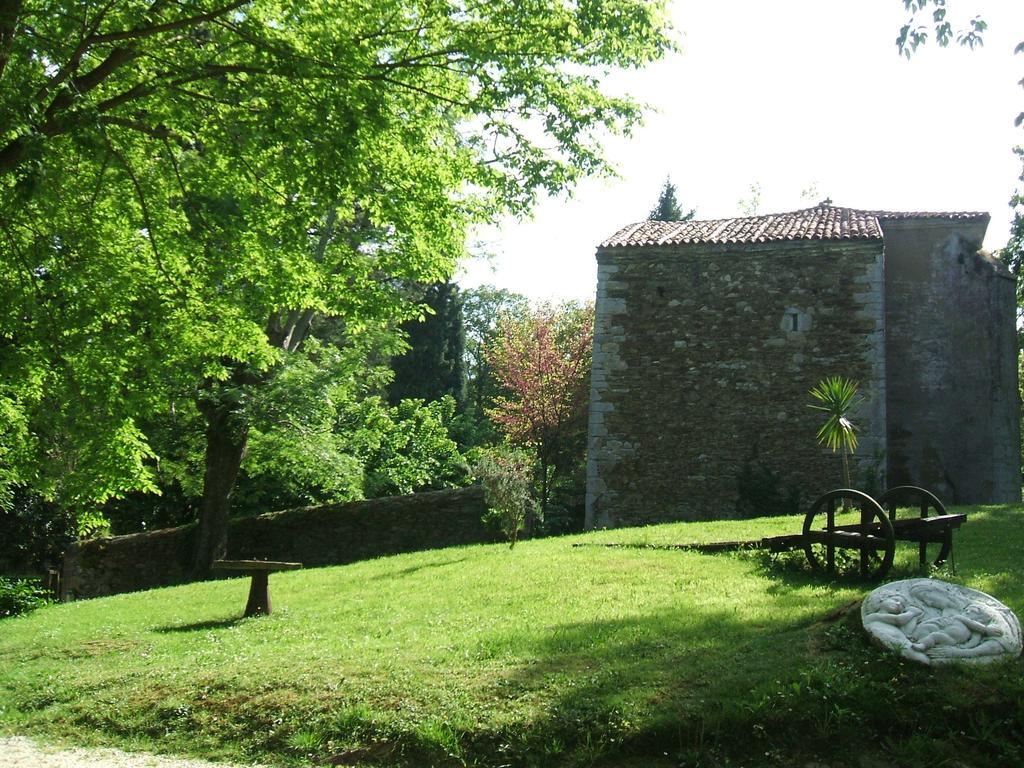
(61, 486, 491, 600)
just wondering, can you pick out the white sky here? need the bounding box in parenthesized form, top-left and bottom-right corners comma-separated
(457, 1, 1024, 303)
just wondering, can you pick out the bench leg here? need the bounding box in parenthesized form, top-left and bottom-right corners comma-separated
(935, 529, 953, 568)
(244, 571, 271, 617)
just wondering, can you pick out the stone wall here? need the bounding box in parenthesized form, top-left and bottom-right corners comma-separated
(586, 239, 887, 527)
(61, 486, 491, 600)
(883, 218, 1020, 503)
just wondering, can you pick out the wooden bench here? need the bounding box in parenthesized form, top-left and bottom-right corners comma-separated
(877, 485, 963, 569)
(580, 485, 964, 582)
(213, 560, 302, 617)
(795, 486, 964, 579)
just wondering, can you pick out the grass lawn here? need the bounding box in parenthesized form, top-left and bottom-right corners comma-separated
(1, 505, 1022, 767)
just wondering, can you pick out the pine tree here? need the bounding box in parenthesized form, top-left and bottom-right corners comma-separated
(648, 177, 696, 221)
(390, 282, 467, 406)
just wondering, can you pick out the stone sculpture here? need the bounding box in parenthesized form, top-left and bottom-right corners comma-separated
(861, 578, 1022, 666)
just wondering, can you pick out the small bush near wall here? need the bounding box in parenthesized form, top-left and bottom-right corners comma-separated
(474, 451, 537, 547)
(0, 576, 53, 618)
(735, 460, 801, 518)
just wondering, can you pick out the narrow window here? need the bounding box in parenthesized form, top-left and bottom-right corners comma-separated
(780, 309, 811, 333)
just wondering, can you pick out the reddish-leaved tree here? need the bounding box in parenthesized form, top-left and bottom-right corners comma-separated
(485, 303, 594, 526)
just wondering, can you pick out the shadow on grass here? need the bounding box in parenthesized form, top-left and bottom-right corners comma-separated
(151, 617, 244, 633)
(750, 504, 1024, 605)
(476, 508, 1024, 767)
(369, 556, 468, 581)
(477, 595, 1023, 768)
(466, 598, 833, 767)
(746, 548, 927, 595)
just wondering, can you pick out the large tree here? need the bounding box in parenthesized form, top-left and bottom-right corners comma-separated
(0, 0, 673, 574)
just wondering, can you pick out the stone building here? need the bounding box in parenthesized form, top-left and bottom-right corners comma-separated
(585, 202, 1019, 529)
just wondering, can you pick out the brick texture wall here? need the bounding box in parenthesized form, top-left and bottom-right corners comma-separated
(586, 239, 888, 527)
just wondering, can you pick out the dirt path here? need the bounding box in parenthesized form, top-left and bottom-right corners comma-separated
(0, 737, 271, 768)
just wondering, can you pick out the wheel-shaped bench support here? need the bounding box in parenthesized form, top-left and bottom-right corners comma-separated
(876, 485, 959, 569)
(802, 489, 896, 579)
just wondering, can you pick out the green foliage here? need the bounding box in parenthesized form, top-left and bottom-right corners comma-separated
(648, 176, 695, 221)
(809, 377, 863, 454)
(0, 0, 675, 548)
(537, 458, 588, 535)
(241, 369, 470, 507)
(342, 396, 471, 499)
(239, 429, 365, 513)
(74, 509, 112, 540)
(102, 484, 197, 536)
(457, 285, 531, 447)
(809, 376, 863, 488)
(236, 334, 393, 511)
(895, 1, 988, 57)
(0, 489, 75, 574)
(100, 331, 469, 522)
(473, 448, 538, 547)
(0, 576, 52, 619)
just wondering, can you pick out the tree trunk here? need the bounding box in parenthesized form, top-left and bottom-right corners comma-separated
(529, 456, 550, 538)
(190, 396, 249, 578)
(188, 208, 334, 577)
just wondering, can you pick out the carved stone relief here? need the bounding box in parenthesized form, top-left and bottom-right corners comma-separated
(861, 579, 1022, 666)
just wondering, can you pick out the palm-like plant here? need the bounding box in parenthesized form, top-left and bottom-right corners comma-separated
(809, 376, 863, 488)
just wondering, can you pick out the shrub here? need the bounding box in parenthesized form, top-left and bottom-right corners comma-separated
(735, 460, 801, 518)
(346, 396, 471, 499)
(0, 576, 53, 618)
(473, 449, 538, 548)
(0, 488, 76, 574)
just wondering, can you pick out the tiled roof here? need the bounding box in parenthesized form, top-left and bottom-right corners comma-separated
(599, 203, 988, 248)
